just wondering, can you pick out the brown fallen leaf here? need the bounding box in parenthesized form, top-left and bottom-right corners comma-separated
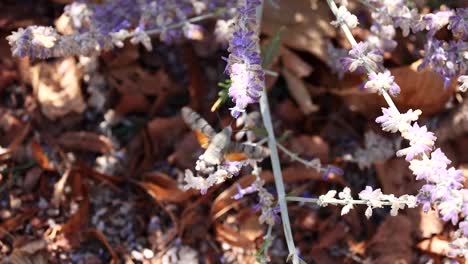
(366, 215, 413, 263)
(0, 66, 16, 91)
(30, 57, 86, 120)
(310, 222, 348, 253)
(281, 47, 314, 78)
(59, 188, 89, 249)
(169, 132, 202, 169)
(238, 208, 264, 242)
(137, 171, 195, 203)
(282, 68, 319, 115)
(147, 115, 186, 159)
(0, 122, 30, 161)
(334, 60, 456, 118)
(417, 236, 451, 256)
(115, 93, 151, 115)
(285, 134, 330, 163)
(417, 210, 444, 239)
(108, 66, 173, 96)
(262, 0, 335, 61)
(275, 99, 305, 126)
(0, 208, 38, 239)
(214, 222, 255, 250)
(57, 131, 114, 154)
(30, 140, 53, 171)
(85, 228, 119, 264)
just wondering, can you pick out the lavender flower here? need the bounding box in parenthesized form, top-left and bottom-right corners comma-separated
(375, 107, 422, 133)
(396, 123, 436, 161)
(232, 183, 257, 200)
(422, 10, 454, 37)
(6, 26, 113, 58)
(364, 70, 400, 96)
(331, 6, 359, 29)
(409, 148, 451, 181)
(419, 39, 467, 88)
(449, 8, 468, 39)
(225, 0, 265, 118)
(340, 42, 383, 72)
(326, 41, 348, 79)
(366, 24, 397, 52)
(459, 75, 468, 92)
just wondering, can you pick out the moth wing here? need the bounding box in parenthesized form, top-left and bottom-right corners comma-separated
(224, 151, 248, 162)
(195, 130, 210, 149)
(226, 142, 270, 161)
(181, 107, 217, 148)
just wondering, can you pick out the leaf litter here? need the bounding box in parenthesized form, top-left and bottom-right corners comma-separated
(0, 1, 466, 264)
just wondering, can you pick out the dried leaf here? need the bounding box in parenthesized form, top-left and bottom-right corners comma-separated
(23, 167, 42, 191)
(30, 140, 53, 171)
(281, 47, 313, 78)
(262, 0, 335, 61)
(286, 134, 330, 163)
(147, 116, 186, 159)
(115, 93, 151, 115)
(169, 132, 202, 169)
(138, 172, 194, 203)
(310, 222, 348, 252)
(0, 66, 17, 90)
(57, 131, 114, 154)
(108, 66, 172, 96)
(59, 190, 89, 248)
(417, 210, 444, 239)
(85, 228, 119, 264)
(0, 122, 30, 161)
(0, 208, 38, 239)
(374, 159, 417, 196)
(282, 68, 319, 115)
(366, 215, 413, 263)
(336, 60, 456, 117)
(416, 237, 451, 256)
(214, 222, 255, 249)
(238, 208, 264, 242)
(30, 57, 86, 120)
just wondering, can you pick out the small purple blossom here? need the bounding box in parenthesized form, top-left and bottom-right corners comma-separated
(364, 70, 400, 96)
(396, 123, 436, 161)
(322, 165, 344, 180)
(225, 0, 265, 118)
(232, 183, 257, 200)
(331, 6, 359, 29)
(340, 42, 383, 73)
(375, 107, 422, 133)
(449, 8, 468, 39)
(422, 10, 454, 37)
(459, 220, 468, 236)
(459, 75, 468, 92)
(409, 148, 451, 181)
(326, 41, 348, 79)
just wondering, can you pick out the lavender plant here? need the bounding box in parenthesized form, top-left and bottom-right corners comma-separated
(5, 0, 468, 263)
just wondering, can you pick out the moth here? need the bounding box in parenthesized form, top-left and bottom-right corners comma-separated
(181, 107, 269, 165)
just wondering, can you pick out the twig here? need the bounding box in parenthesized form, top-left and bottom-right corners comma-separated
(277, 143, 325, 173)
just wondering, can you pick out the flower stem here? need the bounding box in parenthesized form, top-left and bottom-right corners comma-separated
(325, 0, 399, 114)
(256, 1, 299, 263)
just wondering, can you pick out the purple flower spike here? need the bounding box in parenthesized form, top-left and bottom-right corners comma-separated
(364, 70, 400, 96)
(449, 8, 468, 40)
(225, 0, 265, 118)
(322, 166, 344, 180)
(232, 183, 257, 200)
(340, 42, 383, 73)
(396, 123, 436, 161)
